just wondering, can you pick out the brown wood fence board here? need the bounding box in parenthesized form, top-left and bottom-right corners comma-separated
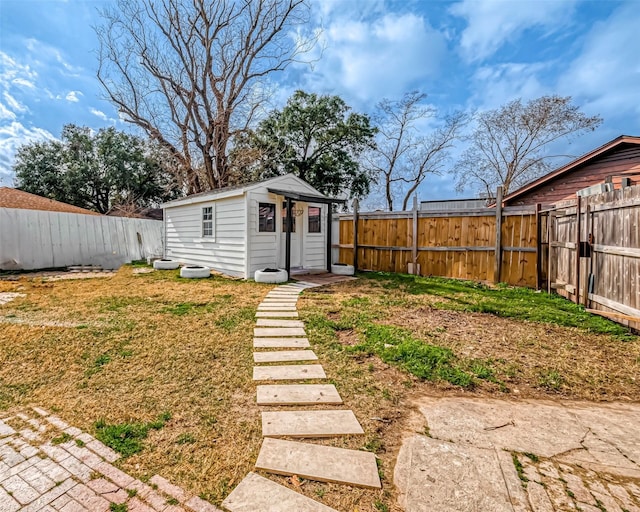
(336, 186, 638, 331)
(544, 185, 640, 331)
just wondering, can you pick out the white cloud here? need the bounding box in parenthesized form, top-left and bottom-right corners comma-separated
(24, 38, 84, 76)
(558, 3, 640, 120)
(3, 92, 27, 114)
(303, 12, 447, 103)
(12, 78, 35, 89)
(90, 108, 108, 121)
(470, 62, 550, 109)
(0, 102, 16, 121)
(450, 0, 578, 62)
(65, 90, 83, 102)
(0, 121, 55, 184)
(0, 51, 38, 87)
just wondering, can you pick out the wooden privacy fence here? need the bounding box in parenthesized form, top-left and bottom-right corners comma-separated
(0, 208, 163, 270)
(544, 184, 640, 331)
(334, 192, 539, 287)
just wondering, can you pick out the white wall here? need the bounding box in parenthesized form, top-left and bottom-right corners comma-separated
(0, 207, 163, 270)
(247, 189, 279, 275)
(165, 196, 246, 277)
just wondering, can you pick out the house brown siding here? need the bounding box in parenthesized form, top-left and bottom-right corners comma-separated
(507, 144, 640, 206)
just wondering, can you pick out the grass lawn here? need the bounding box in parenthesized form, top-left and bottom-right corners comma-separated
(0, 267, 266, 506)
(0, 267, 637, 512)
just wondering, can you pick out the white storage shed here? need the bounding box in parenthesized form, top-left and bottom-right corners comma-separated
(161, 174, 344, 279)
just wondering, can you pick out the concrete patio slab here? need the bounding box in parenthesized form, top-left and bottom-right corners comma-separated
(253, 350, 318, 363)
(394, 435, 520, 512)
(253, 338, 310, 348)
(256, 384, 343, 405)
(222, 472, 337, 512)
(253, 364, 326, 381)
(262, 410, 364, 438)
(417, 397, 586, 458)
(254, 328, 306, 337)
(255, 438, 381, 489)
(398, 396, 640, 512)
(255, 311, 299, 318)
(255, 319, 305, 328)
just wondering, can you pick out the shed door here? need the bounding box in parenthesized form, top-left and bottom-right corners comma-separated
(280, 202, 303, 268)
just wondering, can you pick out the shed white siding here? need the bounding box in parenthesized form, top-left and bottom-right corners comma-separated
(247, 189, 280, 275)
(165, 195, 246, 277)
(162, 174, 332, 279)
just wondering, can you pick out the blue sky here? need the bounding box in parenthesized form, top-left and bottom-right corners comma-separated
(1, 0, 638, 201)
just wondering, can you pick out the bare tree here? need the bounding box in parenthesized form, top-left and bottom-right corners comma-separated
(366, 92, 466, 211)
(455, 95, 602, 198)
(96, 0, 313, 194)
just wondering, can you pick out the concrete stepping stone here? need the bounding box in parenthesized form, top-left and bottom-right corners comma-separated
(262, 410, 364, 438)
(255, 438, 382, 489)
(254, 327, 306, 337)
(257, 384, 343, 405)
(222, 472, 337, 512)
(259, 301, 299, 307)
(255, 311, 299, 318)
(253, 364, 326, 381)
(254, 350, 318, 363)
(261, 298, 298, 303)
(256, 319, 305, 327)
(254, 338, 310, 348)
(257, 305, 298, 311)
(267, 291, 301, 295)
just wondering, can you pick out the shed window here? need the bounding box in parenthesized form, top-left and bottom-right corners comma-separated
(308, 206, 321, 233)
(282, 202, 296, 233)
(258, 203, 276, 232)
(202, 206, 214, 237)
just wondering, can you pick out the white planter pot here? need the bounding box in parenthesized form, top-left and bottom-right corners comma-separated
(153, 259, 180, 270)
(180, 265, 211, 279)
(255, 268, 288, 283)
(331, 263, 355, 276)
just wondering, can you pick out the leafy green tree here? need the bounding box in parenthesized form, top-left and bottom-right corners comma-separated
(13, 124, 180, 214)
(236, 90, 377, 199)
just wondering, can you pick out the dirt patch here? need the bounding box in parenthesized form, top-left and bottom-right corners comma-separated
(384, 306, 640, 401)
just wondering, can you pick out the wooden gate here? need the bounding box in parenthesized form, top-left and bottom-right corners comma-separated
(545, 185, 640, 330)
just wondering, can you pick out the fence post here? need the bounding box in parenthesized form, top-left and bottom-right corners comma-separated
(494, 186, 503, 283)
(575, 194, 582, 305)
(352, 198, 359, 271)
(412, 195, 418, 275)
(535, 203, 542, 290)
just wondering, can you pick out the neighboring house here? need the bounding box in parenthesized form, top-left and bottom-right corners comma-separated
(0, 187, 101, 216)
(161, 174, 344, 279)
(421, 198, 488, 211)
(503, 135, 640, 206)
(107, 206, 163, 220)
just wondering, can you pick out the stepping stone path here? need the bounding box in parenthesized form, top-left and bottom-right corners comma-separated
(0, 407, 220, 512)
(223, 278, 381, 512)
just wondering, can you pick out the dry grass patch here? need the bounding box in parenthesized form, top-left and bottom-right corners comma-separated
(0, 266, 269, 505)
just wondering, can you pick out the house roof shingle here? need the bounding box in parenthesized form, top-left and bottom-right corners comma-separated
(503, 135, 640, 204)
(0, 187, 101, 216)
